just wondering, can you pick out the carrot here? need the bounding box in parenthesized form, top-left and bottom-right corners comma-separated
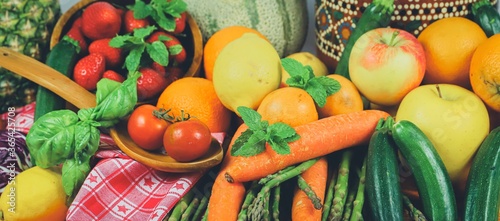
(207, 124, 248, 221)
(225, 109, 390, 183)
(292, 156, 329, 221)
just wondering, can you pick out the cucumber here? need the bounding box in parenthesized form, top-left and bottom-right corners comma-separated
(390, 118, 457, 221)
(471, 0, 500, 37)
(334, 0, 394, 80)
(365, 117, 404, 221)
(464, 126, 500, 221)
(34, 36, 80, 120)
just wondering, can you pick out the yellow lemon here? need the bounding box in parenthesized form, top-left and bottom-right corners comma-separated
(0, 166, 68, 221)
(212, 33, 282, 115)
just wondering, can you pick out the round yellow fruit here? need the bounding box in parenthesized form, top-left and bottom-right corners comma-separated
(280, 52, 328, 87)
(395, 84, 490, 183)
(213, 33, 282, 114)
(0, 166, 68, 221)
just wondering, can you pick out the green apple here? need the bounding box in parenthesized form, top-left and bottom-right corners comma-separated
(395, 84, 490, 183)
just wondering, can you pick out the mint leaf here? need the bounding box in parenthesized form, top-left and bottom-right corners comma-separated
(169, 44, 183, 55)
(109, 35, 131, 48)
(164, 0, 187, 17)
(134, 26, 156, 39)
(231, 106, 299, 157)
(146, 41, 169, 66)
(125, 45, 145, 73)
(131, 0, 150, 19)
(282, 57, 342, 108)
(237, 106, 263, 131)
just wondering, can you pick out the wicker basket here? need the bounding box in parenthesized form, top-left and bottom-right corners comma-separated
(315, 0, 498, 73)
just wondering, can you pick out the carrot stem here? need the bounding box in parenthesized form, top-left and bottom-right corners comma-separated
(297, 175, 323, 210)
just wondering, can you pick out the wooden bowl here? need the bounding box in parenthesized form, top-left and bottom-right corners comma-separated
(50, 0, 203, 78)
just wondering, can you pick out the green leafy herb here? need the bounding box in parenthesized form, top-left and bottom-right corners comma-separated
(109, 26, 169, 73)
(26, 72, 141, 201)
(130, 0, 187, 32)
(231, 106, 300, 157)
(282, 58, 341, 108)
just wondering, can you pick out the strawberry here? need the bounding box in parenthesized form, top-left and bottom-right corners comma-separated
(150, 62, 166, 77)
(88, 38, 123, 68)
(81, 2, 122, 40)
(172, 12, 187, 34)
(123, 9, 150, 34)
(103, 70, 125, 83)
(73, 53, 106, 91)
(137, 67, 169, 101)
(65, 17, 88, 54)
(147, 31, 186, 65)
(165, 66, 184, 85)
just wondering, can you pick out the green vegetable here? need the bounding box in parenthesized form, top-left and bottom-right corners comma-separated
(334, 0, 394, 80)
(471, 0, 500, 37)
(402, 195, 427, 221)
(297, 175, 322, 210)
(26, 72, 141, 199)
(109, 26, 170, 73)
(365, 118, 404, 220)
(230, 106, 300, 157)
(281, 58, 341, 108)
(349, 155, 367, 221)
(328, 149, 353, 220)
(321, 159, 338, 221)
(34, 37, 80, 121)
(130, 0, 187, 32)
(390, 118, 457, 221)
(464, 126, 500, 221)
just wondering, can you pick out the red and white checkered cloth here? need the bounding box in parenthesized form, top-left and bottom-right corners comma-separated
(1, 102, 225, 221)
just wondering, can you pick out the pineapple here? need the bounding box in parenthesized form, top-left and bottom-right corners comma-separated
(0, 0, 61, 113)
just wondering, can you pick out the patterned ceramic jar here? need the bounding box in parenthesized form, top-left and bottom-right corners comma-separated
(315, 0, 498, 72)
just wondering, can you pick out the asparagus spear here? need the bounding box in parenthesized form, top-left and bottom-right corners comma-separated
(180, 195, 200, 221)
(342, 176, 359, 220)
(249, 158, 320, 220)
(322, 161, 339, 221)
(328, 150, 353, 221)
(168, 190, 195, 221)
(403, 195, 427, 221)
(297, 175, 323, 210)
(238, 181, 260, 221)
(259, 166, 296, 185)
(272, 185, 281, 221)
(192, 193, 209, 221)
(349, 156, 367, 221)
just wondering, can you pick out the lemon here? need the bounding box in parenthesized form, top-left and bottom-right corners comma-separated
(0, 166, 68, 221)
(212, 33, 282, 115)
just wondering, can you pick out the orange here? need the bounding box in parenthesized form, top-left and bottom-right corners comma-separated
(257, 87, 318, 127)
(317, 74, 364, 118)
(203, 26, 268, 80)
(470, 34, 500, 112)
(417, 17, 487, 89)
(156, 77, 231, 133)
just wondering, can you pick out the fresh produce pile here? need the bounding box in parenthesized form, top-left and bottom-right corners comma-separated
(1, 0, 500, 220)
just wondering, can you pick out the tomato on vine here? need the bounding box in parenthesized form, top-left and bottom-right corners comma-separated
(163, 111, 212, 162)
(127, 104, 174, 150)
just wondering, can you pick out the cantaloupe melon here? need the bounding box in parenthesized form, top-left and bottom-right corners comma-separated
(184, 0, 308, 57)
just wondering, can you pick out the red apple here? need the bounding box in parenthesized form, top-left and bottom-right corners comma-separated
(349, 27, 426, 106)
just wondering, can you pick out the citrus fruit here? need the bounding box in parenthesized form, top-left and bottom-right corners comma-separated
(0, 166, 68, 221)
(469, 34, 500, 112)
(281, 52, 329, 87)
(417, 17, 487, 89)
(317, 74, 364, 118)
(203, 26, 268, 80)
(212, 33, 282, 115)
(257, 87, 318, 127)
(156, 77, 232, 133)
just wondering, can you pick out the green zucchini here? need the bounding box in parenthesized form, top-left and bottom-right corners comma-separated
(34, 36, 80, 120)
(365, 117, 404, 221)
(471, 0, 500, 37)
(334, 0, 394, 80)
(464, 126, 500, 221)
(390, 118, 457, 221)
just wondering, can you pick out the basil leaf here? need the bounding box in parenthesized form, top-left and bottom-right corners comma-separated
(26, 110, 79, 167)
(92, 71, 140, 125)
(95, 78, 122, 105)
(74, 121, 100, 162)
(62, 158, 90, 199)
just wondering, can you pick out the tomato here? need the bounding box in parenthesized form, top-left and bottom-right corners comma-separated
(127, 104, 172, 150)
(163, 120, 212, 162)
